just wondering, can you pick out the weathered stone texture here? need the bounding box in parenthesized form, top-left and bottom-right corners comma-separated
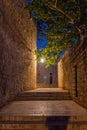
(0, 116, 87, 130)
(37, 63, 58, 88)
(58, 50, 71, 90)
(0, 0, 36, 107)
(58, 38, 87, 108)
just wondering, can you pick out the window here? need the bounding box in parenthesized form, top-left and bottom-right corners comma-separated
(50, 73, 52, 84)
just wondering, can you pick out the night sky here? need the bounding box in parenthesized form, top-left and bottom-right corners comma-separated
(27, 0, 48, 49)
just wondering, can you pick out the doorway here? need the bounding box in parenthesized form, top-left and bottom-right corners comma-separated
(50, 73, 53, 84)
(74, 65, 78, 97)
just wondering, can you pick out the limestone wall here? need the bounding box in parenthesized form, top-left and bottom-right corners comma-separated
(0, 0, 36, 107)
(37, 63, 58, 88)
(58, 50, 71, 90)
(58, 38, 87, 108)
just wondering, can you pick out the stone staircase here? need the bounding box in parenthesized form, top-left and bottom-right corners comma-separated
(0, 116, 87, 130)
(0, 89, 87, 129)
(15, 90, 71, 101)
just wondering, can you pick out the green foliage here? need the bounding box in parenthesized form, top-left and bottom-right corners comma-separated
(26, 0, 87, 67)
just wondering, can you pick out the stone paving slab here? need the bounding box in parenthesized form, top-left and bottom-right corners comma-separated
(0, 100, 87, 116)
(25, 88, 68, 93)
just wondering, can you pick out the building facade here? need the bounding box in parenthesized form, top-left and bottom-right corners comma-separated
(37, 62, 58, 88)
(0, 0, 36, 107)
(58, 38, 87, 108)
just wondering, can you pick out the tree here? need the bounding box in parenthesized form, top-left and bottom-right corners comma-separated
(26, 0, 87, 67)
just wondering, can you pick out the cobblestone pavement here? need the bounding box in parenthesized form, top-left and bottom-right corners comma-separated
(0, 100, 87, 116)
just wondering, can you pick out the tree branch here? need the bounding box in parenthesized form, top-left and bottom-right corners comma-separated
(50, 5, 82, 34)
(54, 0, 58, 7)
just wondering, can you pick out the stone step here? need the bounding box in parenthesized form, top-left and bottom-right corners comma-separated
(16, 92, 71, 101)
(15, 96, 71, 100)
(20, 92, 70, 96)
(0, 116, 87, 130)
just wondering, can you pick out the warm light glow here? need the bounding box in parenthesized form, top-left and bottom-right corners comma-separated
(40, 58, 45, 63)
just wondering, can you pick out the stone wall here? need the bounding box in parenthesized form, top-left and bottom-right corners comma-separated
(0, 0, 37, 107)
(58, 38, 87, 108)
(37, 63, 58, 88)
(58, 50, 70, 90)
